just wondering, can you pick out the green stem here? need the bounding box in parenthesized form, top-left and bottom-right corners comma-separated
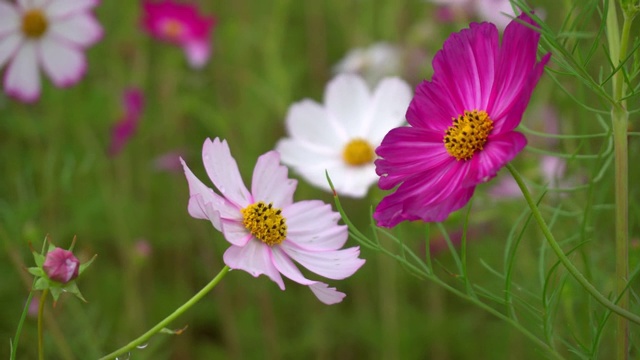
(506, 164, 640, 325)
(38, 289, 49, 360)
(11, 289, 35, 360)
(98, 266, 230, 360)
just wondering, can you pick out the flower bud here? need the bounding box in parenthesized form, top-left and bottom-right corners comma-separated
(43, 248, 80, 284)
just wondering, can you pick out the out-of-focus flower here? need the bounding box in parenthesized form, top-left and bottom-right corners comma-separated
(276, 74, 412, 198)
(133, 238, 153, 258)
(333, 42, 402, 86)
(0, 0, 103, 102)
(43, 247, 79, 284)
(142, 0, 216, 69)
(152, 150, 185, 173)
(374, 13, 550, 227)
(181, 138, 365, 304)
(109, 88, 144, 156)
(426, 0, 518, 30)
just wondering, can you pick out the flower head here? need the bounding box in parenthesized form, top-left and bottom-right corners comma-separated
(109, 88, 145, 156)
(142, 0, 216, 69)
(0, 0, 103, 102)
(43, 247, 80, 284)
(181, 138, 365, 304)
(276, 74, 412, 198)
(374, 13, 550, 227)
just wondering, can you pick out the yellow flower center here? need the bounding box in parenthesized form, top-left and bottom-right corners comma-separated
(22, 9, 48, 38)
(342, 138, 375, 166)
(443, 110, 493, 161)
(162, 19, 184, 39)
(241, 201, 287, 246)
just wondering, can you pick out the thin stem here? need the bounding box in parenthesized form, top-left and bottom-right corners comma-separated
(98, 266, 231, 360)
(38, 289, 49, 360)
(11, 289, 35, 360)
(506, 163, 640, 325)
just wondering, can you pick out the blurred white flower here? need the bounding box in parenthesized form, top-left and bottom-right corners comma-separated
(333, 42, 402, 87)
(276, 74, 412, 198)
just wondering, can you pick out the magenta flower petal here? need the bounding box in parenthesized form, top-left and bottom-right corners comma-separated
(182, 137, 365, 304)
(223, 241, 285, 290)
(43, 248, 80, 284)
(109, 88, 144, 156)
(374, 13, 549, 226)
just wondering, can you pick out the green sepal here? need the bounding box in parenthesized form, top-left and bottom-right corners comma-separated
(27, 267, 44, 277)
(63, 282, 87, 302)
(33, 278, 49, 291)
(50, 287, 62, 302)
(32, 251, 45, 268)
(78, 254, 97, 275)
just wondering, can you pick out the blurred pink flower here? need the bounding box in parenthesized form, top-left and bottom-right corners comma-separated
(181, 138, 365, 304)
(43, 248, 80, 284)
(374, 13, 550, 227)
(109, 88, 144, 156)
(142, 0, 216, 69)
(152, 150, 185, 173)
(0, 0, 103, 102)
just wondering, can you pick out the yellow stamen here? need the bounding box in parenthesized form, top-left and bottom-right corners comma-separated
(22, 9, 48, 38)
(162, 20, 184, 39)
(241, 201, 287, 246)
(342, 138, 375, 166)
(443, 110, 493, 161)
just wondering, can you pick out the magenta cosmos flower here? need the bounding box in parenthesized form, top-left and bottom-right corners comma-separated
(142, 0, 215, 69)
(0, 0, 102, 102)
(181, 138, 365, 304)
(374, 13, 550, 228)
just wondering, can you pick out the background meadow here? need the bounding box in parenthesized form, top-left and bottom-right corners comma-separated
(1, 0, 639, 359)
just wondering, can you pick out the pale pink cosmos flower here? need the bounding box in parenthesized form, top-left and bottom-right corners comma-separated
(108, 88, 144, 156)
(43, 247, 80, 284)
(0, 0, 103, 102)
(181, 138, 365, 304)
(374, 13, 550, 227)
(142, 0, 215, 69)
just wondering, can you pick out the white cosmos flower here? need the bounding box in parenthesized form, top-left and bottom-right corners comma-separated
(276, 74, 412, 198)
(333, 42, 402, 87)
(0, 0, 102, 102)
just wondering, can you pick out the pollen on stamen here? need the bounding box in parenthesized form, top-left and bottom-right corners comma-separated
(241, 201, 287, 246)
(443, 110, 493, 161)
(22, 9, 48, 38)
(342, 138, 375, 166)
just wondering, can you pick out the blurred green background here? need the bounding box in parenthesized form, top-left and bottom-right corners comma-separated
(1, 0, 639, 359)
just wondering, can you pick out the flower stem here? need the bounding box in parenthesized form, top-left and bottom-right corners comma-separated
(11, 289, 35, 360)
(98, 265, 230, 360)
(38, 289, 49, 360)
(506, 163, 640, 325)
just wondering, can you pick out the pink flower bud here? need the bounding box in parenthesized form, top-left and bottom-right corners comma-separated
(43, 248, 80, 284)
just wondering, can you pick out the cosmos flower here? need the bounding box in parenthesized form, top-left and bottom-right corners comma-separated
(181, 138, 365, 304)
(276, 74, 412, 198)
(374, 13, 550, 227)
(0, 0, 103, 102)
(142, 0, 216, 69)
(43, 248, 80, 284)
(333, 42, 402, 86)
(108, 88, 144, 156)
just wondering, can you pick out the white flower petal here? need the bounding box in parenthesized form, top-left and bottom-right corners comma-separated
(220, 219, 253, 247)
(327, 163, 378, 198)
(44, 0, 99, 18)
(280, 241, 365, 280)
(276, 138, 337, 168)
(48, 12, 102, 47)
(223, 240, 285, 289)
(285, 99, 346, 148)
(4, 41, 41, 102)
(0, 2, 20, 37)
(325, 74, 371, 136)
(365, 77, 412, 144)
(39, 37, 86, 87)
(202, 138, 252, 208)
(18, 0, 47, 11)
(308, 283, 345, 305)
(251, 150, 297, 209)
(283, 200, 348, 251)
(0, 33, 22, 69)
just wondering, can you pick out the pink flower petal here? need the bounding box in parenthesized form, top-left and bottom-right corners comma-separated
(308, 283, 346, 305)
(466, 131, 527, 185)
(223, 240, 285, 289)
(183, 40, 210, 69)
(45, 0, 100, 18)
(406, 79, 459, 132)
(202, 138, 252, 208)
(0, 2, 20, 37)
(283, 200, 348, 251)
(280, 241, 365, 280)
(251, 151, 297, 209)
(5, 42, 41, 102)
(324, 74, 371, 136)
(48, 12, 103, 47)
(0, 33, 22, 69)
(39, 37, 87, 87)
(219, 218, 253, 247)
